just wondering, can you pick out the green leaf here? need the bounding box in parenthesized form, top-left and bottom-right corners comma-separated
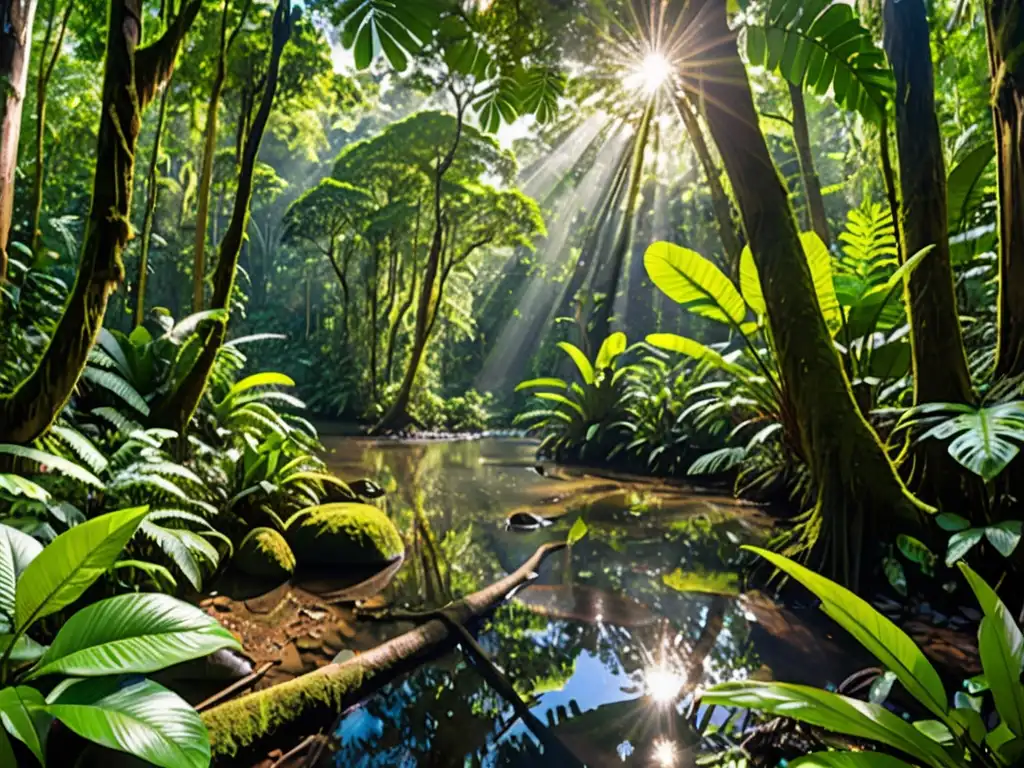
(913, 401, 1024, 481)
(745, 0, 893, 124)
(0, 474, 50, 501)
(913, 719, 953, 745)
(0, 634, 48, 664)
(515, 377, 568, 392)
(567, 517, 588, 546)
(801, 232, 842, 335)
(0, 686, 47, 765)
(27, 593, 239, 680)
(557, 342, 595, 385)
(882, 556, 907, 597)
(985, 520, 1023, 558)
(644, 242, 747, 325)
(789, 753, 917, 768)
(738, 245, 766, 315)
(227, 372, 294, 398)
(81, 368, 150, 416)
(662, 568, 740, 596)
(947, 143, 996, 233)
(0, 526, 42, 629)
(959, 563, 1024, 738)
(935, 513, 970, 532)
(746, 546, 949, 721)
(946, 528, 983, 566)
(595, 332, 627, 371)
(896, 534, 936, 568)
(46, 677, 210, 768)
(703, 681, 958, 767)
(0, 445, 102, 489)
(15, 507, 150, 631)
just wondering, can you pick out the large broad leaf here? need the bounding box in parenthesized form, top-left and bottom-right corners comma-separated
(595, 333, 627, 371)
(515, 377, 568, 392)
(790, 754, 917, 768)
(557, 342, 595, 385)
(337, 0, 442, 71)
(646, 334, 747, 377)
(960, 563, 1024, 738)
(0, 474, 50, 501)
(947, 143, 996, 234)
(745, 0, 894, 124)
(801, 232, 842, 335)
(702, 681, 959, 768)
(26, 593, 240, 680)
(0, 445, 102, 489)
(747, 547, 949, 721)
(46, 677, 210, 768)
(915, 401, 1024, 481)
(0, 526, 42, 629)
(226, 372, 294, 398)
(737, 234, 840, 334)
(644, 242, 747, 326)
(14, 507, 149, 631)
(0, 686, 48, 765)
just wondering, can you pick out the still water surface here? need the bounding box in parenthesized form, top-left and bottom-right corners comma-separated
(318, 436, 852, 767)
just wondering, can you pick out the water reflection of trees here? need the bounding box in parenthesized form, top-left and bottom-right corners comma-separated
(326, 440, 763, 764)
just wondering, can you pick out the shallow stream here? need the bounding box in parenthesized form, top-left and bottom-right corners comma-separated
(309, 436, 861, 767)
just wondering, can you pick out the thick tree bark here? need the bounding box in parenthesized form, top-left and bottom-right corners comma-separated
(28, 0, 72, 256)
(682, 0, 926, 586)
(150, 0, 291, 434)
(590, 100, 654, 345)
(192, 0, 249, 312)
(0, 0, 201, 443)
(883, 0, 973, 406)
(789, 84, 831, 248)
(374, 97, 465, 433)
(0, 0, 40, 281)
(675, 92, 742, 269)
(987, 0, 1024, 378)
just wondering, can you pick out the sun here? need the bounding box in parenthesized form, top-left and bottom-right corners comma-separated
(644, 663, 685, 704)
(624, 52, 673, 95)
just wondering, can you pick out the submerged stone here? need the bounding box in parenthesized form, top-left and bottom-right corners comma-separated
(236, 527, 296, 581)
(286, 503, 404, 567)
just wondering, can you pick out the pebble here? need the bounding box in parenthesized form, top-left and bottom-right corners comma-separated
(278, 642, 306, 675)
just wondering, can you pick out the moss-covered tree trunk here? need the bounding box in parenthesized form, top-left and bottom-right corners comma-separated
(150, 0, 292, 434)
(789, 84, 831, 248)
(28, 0, 72, 256)
(987, 0, 1024, 378)
(883, 0, 972, 406)
(683, 0, 925, 585)
(675, 92, 742, 268)
(0, 0, 201, 443)
(0, 0, 40, 281)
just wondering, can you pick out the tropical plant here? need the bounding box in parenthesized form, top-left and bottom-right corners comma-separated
(704, 546, 1024, 766)
(0, 508, 239, 767)
(515, 332, 640, 461)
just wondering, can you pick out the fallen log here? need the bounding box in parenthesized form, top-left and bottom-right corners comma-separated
(202, 540, 567, 762)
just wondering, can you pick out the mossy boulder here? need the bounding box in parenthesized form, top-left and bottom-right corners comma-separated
(236, 528, 296, 580)
(286, 503, 403, 567)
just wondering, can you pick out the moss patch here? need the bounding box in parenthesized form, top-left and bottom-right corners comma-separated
(286, 503, 404, 567)
(236, 527, 296, 580)
(203, 663, 366, 757)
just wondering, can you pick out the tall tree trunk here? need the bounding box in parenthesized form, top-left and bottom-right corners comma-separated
(133, 77, 172, 326)
(0, 0, 201, 442)
(682, 0, 926, 586)
(883, 0, 972, 406)
(386, 264, 417, 387)
(28, 0, 72, 256)
(374, 96, 466, 434)
(192, 0, 249, 312)
(675, 92, 742, 268)
(0, 0, 40, 281)
(150, 0, 291, 434)
(590, 100, 654, 345)
(788, 84, 831, 248)
(987, 0, 1024, 378)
